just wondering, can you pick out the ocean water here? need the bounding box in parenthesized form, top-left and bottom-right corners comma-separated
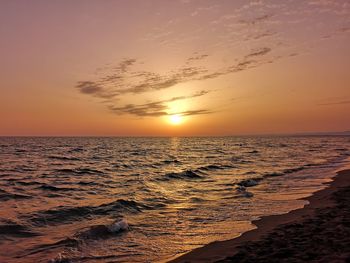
(0, 136, 349, 263)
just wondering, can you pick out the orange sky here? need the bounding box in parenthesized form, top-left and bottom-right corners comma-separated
(0, 0, 349, 136)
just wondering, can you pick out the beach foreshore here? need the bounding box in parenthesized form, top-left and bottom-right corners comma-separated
(168, 168, 350, 263)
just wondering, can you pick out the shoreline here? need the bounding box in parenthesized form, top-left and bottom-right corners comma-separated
(168, 168, 350, 263)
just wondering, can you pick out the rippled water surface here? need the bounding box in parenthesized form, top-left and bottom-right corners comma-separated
(0, 136, 349, 262)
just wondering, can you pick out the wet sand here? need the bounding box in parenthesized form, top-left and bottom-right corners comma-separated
(169, 169, 350, 263)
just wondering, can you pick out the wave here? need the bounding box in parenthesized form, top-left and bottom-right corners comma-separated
(68, 147, 84, 153)
(0, 219, 39, 238)
(25, 206, 94, 226)
(20, 220, 128, 261)
(54, 168, 104, 176)
(245, 171, 258, 175)
(196, 164, 220, 170)
(24, 199, 146, 226)
(19, 237, 80, 258)
(112, 163, 131, 169)
(159, 162, 236, 181)
(283, 166, 305, 173)
(14, 180, 42, 186)
(163, 170, 203, 180)
(36, 184, 75, 192)
(264, 166, 305, 178)
(48, 155, 80, 161)
(75, 219, 128, 240)
(231, 156, 251, 164)
(8, 166, 35, 173)
(162, 159, 181, 164)
(76, 181, 99, 186)
(27, 219, 128, 262)
(49, 253, 125, 263)
(0, 189, 32, 201)
(97, 199, 149, 213)
(189, 197, 205, 203)
(236, 166, 307, 189)
(158, 163, 235, 181)
(237, 178, 262, 187)
(235, 185, 254, 198)
(197, 164, 233, 171)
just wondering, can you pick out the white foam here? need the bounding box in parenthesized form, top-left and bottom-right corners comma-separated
(107, 219, 129, 233)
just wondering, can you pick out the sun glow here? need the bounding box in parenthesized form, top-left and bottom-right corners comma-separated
(169, 114, 183, 125)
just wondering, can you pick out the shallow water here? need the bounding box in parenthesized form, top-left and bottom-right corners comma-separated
(0, 136, 349, 262)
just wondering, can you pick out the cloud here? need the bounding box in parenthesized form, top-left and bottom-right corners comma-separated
(187, 54, 209, 62)
(244, 31, 277, 41)
(245, 47, 271, 58)
(109, 90, 212, 117)
(180, 109, 213, 116)
(76, 45, 278, 117)
(121, 78, 180, 94)
(77, 57, 212, 100)
(117, 58, 137, 72)
(76, 81, 103, 94)
(110, 103, 213, 117)
(318, 100, 350, 106)
(238, 14, 274, 25)
(190, 5, 219, 17)
(110, 102, 168, 117)
(339, 27, 350, 33)
(166, 90, 210, 102)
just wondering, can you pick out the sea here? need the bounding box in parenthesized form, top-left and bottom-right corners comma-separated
(0, 136, 349, 263)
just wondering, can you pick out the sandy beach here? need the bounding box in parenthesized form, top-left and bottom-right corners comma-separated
(170, 169, 350, 263)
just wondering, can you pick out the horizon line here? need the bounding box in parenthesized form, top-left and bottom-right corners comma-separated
(0, 131, 349, 138)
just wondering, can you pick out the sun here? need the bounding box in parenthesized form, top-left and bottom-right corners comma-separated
(169, 114, 183, 125)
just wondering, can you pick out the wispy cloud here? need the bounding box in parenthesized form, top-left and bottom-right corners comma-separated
(76, 46, 275, 117)
(245, 47, 271, 58)
(77, 81, 103, 94)
(109, 90, 212, 117)
(238, 14, 275, 25)
(318, 100, 350, 106)
(110, 102, 168, 117)
(76, 55, 211, 98)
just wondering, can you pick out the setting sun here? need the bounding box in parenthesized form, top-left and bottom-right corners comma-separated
(169, 114, 183, 125)
(1, 1, 350, 263)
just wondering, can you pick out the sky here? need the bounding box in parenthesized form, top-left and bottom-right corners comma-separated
(0, 0, 349, 136)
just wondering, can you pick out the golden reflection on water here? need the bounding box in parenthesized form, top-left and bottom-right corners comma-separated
(0, 137, 349, 262)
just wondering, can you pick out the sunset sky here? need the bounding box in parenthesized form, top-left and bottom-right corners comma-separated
(1, 0, 349, 136)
